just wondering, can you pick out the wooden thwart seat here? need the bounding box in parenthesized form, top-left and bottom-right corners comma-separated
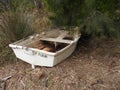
(40, 38, 72, 44)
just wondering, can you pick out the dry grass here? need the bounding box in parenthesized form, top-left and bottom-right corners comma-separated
(32, 9, 52, 33)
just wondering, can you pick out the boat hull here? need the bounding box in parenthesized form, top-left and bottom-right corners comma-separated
(10, 41, 78, 68)
(9, 30, 80, 69)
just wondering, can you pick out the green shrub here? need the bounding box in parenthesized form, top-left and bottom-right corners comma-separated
(44, 0, 83, 26)
(44, 0, 120, 38)
(82, 11, 119, 38)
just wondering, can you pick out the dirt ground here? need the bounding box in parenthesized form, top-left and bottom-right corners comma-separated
(0, 39, 120, 90)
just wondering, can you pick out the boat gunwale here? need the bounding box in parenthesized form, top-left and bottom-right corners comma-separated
(9, 29, 80, 57)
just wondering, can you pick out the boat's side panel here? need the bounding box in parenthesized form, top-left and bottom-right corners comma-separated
(11, 48, 54, 67)
(9, 35, 80, 68)
(53, 42, 77, 66)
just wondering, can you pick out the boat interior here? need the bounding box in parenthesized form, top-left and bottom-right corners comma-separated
(13, 30, 75, 52)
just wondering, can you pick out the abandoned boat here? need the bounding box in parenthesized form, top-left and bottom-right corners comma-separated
(9, 29, 81, 69)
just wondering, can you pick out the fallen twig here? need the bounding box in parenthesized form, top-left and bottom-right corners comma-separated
(0, 75, 13, 90)
(0, 76, 13, 82)
(20, 80, 25, 88)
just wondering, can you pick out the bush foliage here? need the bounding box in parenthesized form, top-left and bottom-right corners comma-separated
(44, 0, 120, 38)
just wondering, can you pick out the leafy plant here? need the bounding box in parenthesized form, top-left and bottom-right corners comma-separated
(44, 0, 83, 26)
(82, 11, 119, 38)
(44, 0, 120, 38)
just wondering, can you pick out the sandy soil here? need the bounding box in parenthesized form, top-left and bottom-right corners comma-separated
(0, 40, 120, 90)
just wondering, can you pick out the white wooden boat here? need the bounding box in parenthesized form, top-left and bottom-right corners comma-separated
(9, 29, 80, 69)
